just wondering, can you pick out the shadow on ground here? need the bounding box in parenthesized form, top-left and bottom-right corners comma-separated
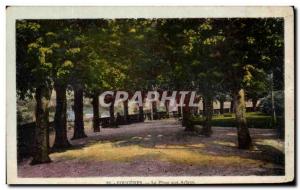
(18, 119, 285, 177)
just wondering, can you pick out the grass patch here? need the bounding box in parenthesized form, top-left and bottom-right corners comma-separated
(192, 112, 275, 129)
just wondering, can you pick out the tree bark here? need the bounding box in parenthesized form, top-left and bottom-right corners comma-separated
(234, 89, 252, 149)
(109, 95, 116, 126)
(201, 96, 213, 137)
(31, 86, 52, 165)
(123, 100, 129, 124)
(202, 99, 206, 114)
(52, 84, 71, 150)
(230, 100, 235, 113)
(182, 92, 193, 130)
(92, 93, 100, 132)
(138, 105, 144, 122)
(177, 106, 182, 117)
(72, 87, 87, 139)
(220, 100, 224, 114)
(182, 104, 192, 130)
(252, 98, 258, 112)
(152, 101, 158, 120)
(165, 101, 169, 118)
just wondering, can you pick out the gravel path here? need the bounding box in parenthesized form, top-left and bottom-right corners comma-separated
(18, 119, 284, 177)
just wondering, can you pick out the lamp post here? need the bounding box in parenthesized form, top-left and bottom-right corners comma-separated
(270, 72, 277, 128)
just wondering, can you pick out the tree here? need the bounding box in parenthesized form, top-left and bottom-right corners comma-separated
(179, 19, 225, 136)
(31, 86, 52, 164)
(153, 19, 195, 128)
(17, 20, 53, 163)
(65, 21, 90, 139)
(216, 18, 256, 149)
(83, 20, 115, 131)
(46, 21, 76, 149)
(218, 18, 283, 148)
(254, 18, 284, 135)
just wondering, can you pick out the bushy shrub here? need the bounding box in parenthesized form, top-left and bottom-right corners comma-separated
(259, 91, 284, 116)
(190, 112, 274, 129)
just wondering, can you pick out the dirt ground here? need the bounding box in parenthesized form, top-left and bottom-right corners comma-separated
(18, 119, 284, 177)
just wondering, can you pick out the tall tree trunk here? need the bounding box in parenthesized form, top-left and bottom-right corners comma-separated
(152, 101, 158, 120)
(92, 93, 100, 132)
(201, 96, 213, 137)
(234, 89, 252, 149)
(53, 84, 71, 150)
(72, 87, 87, 139)
(220, 100, 224, 114)
(177, 106, 182, 117)
(123, 100, 129, 124)
(183, 104, 192, 130)
(139, 105, 144, 122)
(252, 98, 258, 112)
(202, 99, 206, 115)
(31, 86, 52, 165)
(109, 95, 116, 126)
(270, 72, 280, 136)
(165, 101, 169, 118)
(183, 93, 193, 130)
(176, 97, 181, 118)
(230, 100, 235, 113)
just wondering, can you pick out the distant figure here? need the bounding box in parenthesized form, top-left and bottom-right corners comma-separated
(67, 105, 75, 122)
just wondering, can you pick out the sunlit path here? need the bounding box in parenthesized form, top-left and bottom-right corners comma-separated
(19, 119, 284, 177)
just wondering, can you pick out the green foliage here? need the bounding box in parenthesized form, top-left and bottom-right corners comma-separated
(245, 68, 269, 101)
(17, 18, 284, 105)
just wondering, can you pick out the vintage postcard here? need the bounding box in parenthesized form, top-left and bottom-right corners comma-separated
(6, 6, 294, 184)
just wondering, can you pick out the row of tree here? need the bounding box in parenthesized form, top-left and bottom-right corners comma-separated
(16, 18, 284, 164)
